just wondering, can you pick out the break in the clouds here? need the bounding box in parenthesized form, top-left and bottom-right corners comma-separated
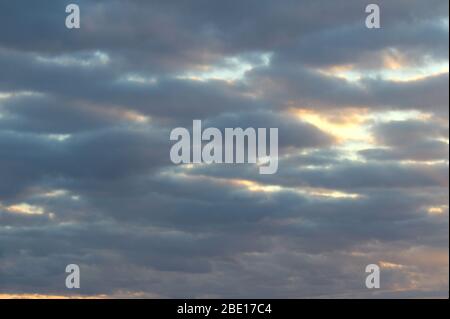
(0, 1, 448, 298)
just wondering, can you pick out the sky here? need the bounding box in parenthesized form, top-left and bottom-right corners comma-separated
(0, 0, 448, 298)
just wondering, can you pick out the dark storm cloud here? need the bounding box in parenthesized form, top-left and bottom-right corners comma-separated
(360, 119, 449, 161)
(370, 119, 448, 145)
(1, 0, 447, 66)
(0, 48, 268, 123)
(247, 66, 449, 114)
(0, 94, 119, 134)
(2, 46, 447, 130)
(360, 140, 449, 161)
(274, 19, 449, 68)
(185, 157, 448, 191)
(0, 181, 447, 297)
(0, 127, 170, 201)
(0, 208, 53, 228)
(292, 162, 449, 190)
(0, 0, 448, 298)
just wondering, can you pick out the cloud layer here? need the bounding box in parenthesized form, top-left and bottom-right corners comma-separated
(0, 0, 448, 298)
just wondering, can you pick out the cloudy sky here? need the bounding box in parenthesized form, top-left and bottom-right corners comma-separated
(0, 0, 448, 298)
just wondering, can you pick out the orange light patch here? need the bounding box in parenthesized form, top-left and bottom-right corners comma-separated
(291, 108, 372, 144)
(379, 261, 405, 270)
(6, 203, 45, 215)
(427, 206, 448, 215)
(0, 293, 107, 299)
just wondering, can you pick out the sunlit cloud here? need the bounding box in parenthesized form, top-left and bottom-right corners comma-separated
(4, 203, 46, 215)
(176, 53, 272, 82)
(230, 179, 282, 193)
(0, 0, 447, 299)
(292, 108, 372, 144)
(379, 261, 405, 270)
(35, 51, 110, 68)
(46, 134, 71, 142)
(120, 74, 158, 85)
(427, 205, 448, 215)
(319, 60, 448, 83)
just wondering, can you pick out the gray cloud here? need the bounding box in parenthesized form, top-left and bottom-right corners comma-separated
(0, 0, 448, 298)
